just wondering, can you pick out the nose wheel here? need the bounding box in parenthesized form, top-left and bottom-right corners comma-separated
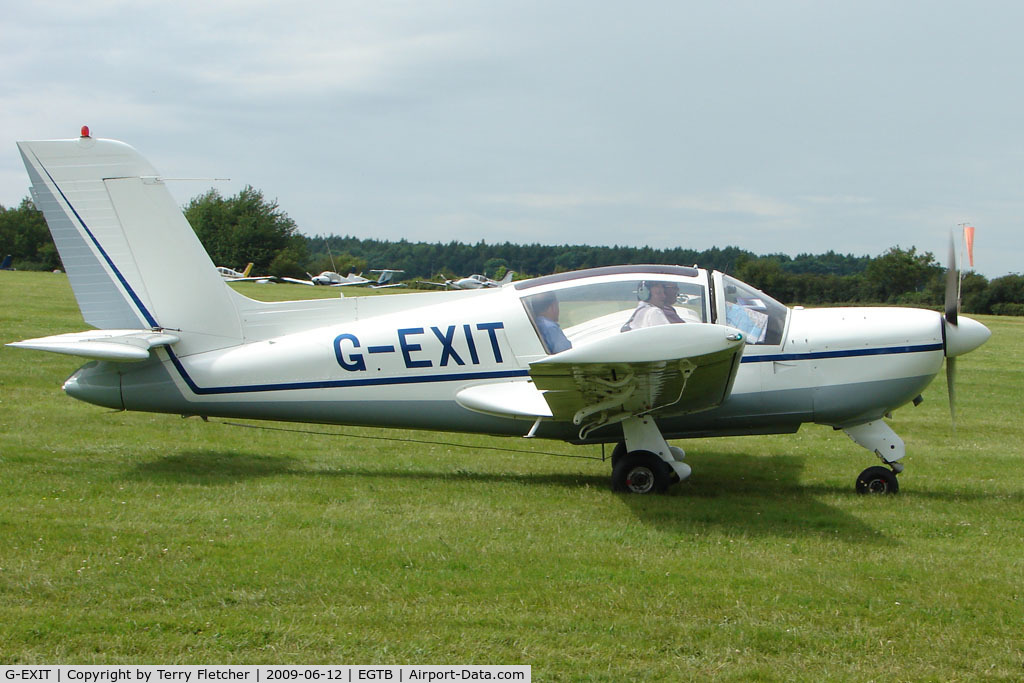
(855, 465, 899, 495)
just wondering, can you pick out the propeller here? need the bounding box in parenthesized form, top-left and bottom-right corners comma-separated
(944, 233, 958, 327)
(944, 232, 959, 431)
(939, 228, 992, 434)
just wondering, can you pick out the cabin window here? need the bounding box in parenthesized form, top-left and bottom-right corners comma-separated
(720, 274, 787, 345)
(522, 278, 707, 354)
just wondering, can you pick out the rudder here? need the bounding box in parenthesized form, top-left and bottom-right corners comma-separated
(18, 136, 243, 355)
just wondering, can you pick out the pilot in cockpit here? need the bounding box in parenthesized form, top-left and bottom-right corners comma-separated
(621, 281, 686, 332)
(530, 292, 572, 354)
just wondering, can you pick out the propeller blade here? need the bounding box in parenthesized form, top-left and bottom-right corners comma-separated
(945, 232, 958, 327)
(946, 357, 957, 434)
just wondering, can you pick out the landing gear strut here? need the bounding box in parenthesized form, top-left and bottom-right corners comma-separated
(844, 420, 904, 495)
(609, 416, 689, 494)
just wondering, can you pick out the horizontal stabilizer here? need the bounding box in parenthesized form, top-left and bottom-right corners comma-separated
(7, 329, 180, 362)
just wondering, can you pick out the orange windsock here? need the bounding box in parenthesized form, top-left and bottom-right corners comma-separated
(964, 225, 975, 267)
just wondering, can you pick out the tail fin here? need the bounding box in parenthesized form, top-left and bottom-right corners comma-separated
(499, 270, 515, 285)
(0, 255, 12, 270)
(241, 262, 253, 277)
(369, 269, 404, 285)
(17, 136, 243, 355)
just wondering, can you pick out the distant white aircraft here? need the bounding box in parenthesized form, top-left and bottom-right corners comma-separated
(10, 134, 991, 496)
(420, 271, 515, 290)
(216, 263, 272, 283)
(281, 269, 406, 288)
(280, 270, 363, 286)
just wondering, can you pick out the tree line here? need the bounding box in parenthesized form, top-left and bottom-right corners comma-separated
(3, 188, 1022, 316)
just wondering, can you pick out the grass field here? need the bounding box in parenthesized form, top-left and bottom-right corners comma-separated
(2, 271, 1023, 679)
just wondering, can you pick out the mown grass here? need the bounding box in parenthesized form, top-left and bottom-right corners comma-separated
(2, 271, 1023, 679)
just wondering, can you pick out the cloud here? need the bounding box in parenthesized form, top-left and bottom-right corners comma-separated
(477, 192, 641, 210)
(667, 192, 800, 220)
(3, 1, 1023, 277)
(800, 195, 874, 206)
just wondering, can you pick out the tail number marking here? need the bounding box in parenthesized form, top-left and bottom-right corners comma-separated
(334, 323, 505, 372)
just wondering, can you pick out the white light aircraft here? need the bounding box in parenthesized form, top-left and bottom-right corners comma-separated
(420, 272, 515, 290)
(281, 269, 405, 288)
(280, 270, 365, 287)
(9, 134, 991, 494)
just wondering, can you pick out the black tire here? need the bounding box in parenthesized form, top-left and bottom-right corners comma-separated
(612, 451, 673, 494)
(855, 466, 899, 495)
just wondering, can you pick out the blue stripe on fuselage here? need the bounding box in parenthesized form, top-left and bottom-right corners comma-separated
(163, 347, 529, 395)
(51, 188, 943, 399)
(741, 343, 943, 363)
(165, 342, 942, 397)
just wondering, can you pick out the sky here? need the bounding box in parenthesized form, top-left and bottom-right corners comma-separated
(2, 1, 1021, 278)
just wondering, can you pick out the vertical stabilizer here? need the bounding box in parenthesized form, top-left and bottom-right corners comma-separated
(17, 137, 243, 355)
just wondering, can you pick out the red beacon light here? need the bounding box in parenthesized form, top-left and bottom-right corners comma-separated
(80, 125, 91, 138)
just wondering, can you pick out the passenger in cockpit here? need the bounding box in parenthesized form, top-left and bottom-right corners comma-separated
(531, 292, 572, 353)
(621, 281, 685, 332)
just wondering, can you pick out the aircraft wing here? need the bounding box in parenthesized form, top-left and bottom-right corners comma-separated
(457, 324, 744, 439)
(7, 329, 181, 362)
(278, 277, 315, 286)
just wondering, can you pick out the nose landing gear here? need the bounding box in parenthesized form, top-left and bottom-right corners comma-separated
(843, 420, 905, 495)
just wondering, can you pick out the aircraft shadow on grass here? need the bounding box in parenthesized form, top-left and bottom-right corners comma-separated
(129, 451, 303, 485)
(127, 448, 888, 543)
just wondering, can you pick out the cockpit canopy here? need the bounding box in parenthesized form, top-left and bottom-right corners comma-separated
(516, 265, 788, 354)
(719, 273, 788, 345)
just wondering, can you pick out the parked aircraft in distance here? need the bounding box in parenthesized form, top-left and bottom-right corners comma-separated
(9, 133, 991, 495)
(1, 254, 13, 270)
(420, 271, 516, 290)
(280, 269, 406, 288)
(216, 263, 272, 283)
(280, 270, 366, 287)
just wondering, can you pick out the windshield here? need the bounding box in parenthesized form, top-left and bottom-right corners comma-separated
(522, 277, 707, 354)
(720, 274, 788, 345)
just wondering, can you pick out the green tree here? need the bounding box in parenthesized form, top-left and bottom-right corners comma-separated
(0, 198, 60, 270)
(183, 186, 307, 273)
(483, 257, 508, 279)
(980, 274, 1024, 315)
(863, 246, 941, 303)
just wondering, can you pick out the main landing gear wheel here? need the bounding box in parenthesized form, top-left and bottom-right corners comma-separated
(855, 466, 900, 495)
(612, 451, 673, 494)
